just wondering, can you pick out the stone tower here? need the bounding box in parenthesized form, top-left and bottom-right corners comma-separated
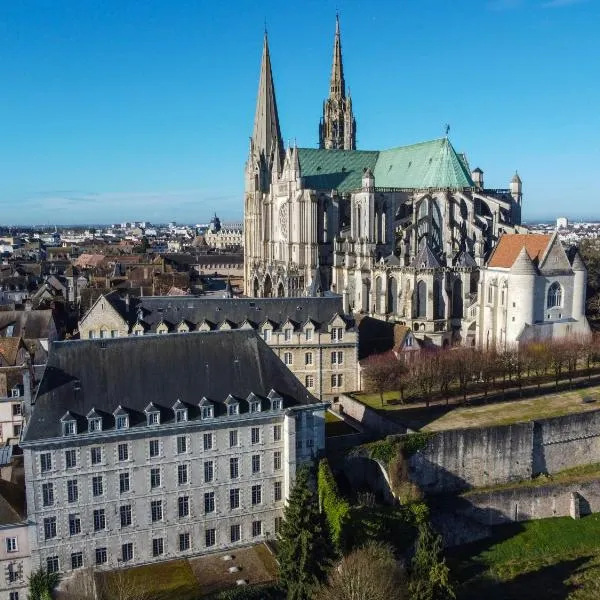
(319, 16, 356, 150)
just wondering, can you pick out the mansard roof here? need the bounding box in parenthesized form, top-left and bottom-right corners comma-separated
(297, 137, 474, 193)
(487, 233, 552, 269)
(24, 330, 317, 442)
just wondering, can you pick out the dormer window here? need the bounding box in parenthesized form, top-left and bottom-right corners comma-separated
(250, 400, 261, 413)
(145, 403, 161, 426)
(61, 413, 77, 436)
(284, 328, 292, 342)
(88, 418, 102, 432)
(116, 415, 128, 429)
(305, 328, 313, 341)
(263, 328, 272, 342)
(175, 408, 187, 423)
(11, 387, 20, 398)
(331, 327, 344, 342)
(271, 398, 283, 411)
(201, 405, 214, 419)
(228, 403, 239, 416)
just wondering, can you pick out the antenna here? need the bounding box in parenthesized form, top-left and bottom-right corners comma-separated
(445, 124, 451, 137)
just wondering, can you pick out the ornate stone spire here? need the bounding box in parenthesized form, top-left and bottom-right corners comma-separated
(319, 15, 356, 150)
(252, 32, 283, 189)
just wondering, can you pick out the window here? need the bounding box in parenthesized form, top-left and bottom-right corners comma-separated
(179, 532, 190, 552)
(119, 472, 130, 494)
(178, 464, 189, 485)
(252, 484, 262, 506)
(274, 481, 283, 502)
(252, 520, 262, 537)
(147, 412, 160, 426)
(151, 500, 163, 522)
(67, 479, 78, 503)
(46, 556, 59, 574)
(305, 352, 313, 365)
(204, 492, 215, 513)
(13, 424, 21, 437)
(120, 505, 132, 527)
(296, 439, 303, 450)
(203, 433, 213, 450)
(230, 457, 239, 479)
(178, 496, 189, 518)
(252, 454, 261, 474)
(95, 547, 107, 565)
(12, 404, 21, 417)
(331, 374, 343, 388)
(88, 417, 102, 432)
(40, 452, 52, 473)
(63, 421, 76, 436)
(251, 427, 260, 444)
(272, 398, 282, 410)
(263, 329, 271, 342)
(204, 461, 214, 483)
(547, 282, 563, 308)
(65, 449, 76, 469)
(273, 424, 282, 441)
(42, 483, 54, 506)
(229, 430, 238, 447)
(227, 403, 239, 416)
(9, 591, 19, 600)
(43, 517, 56, 540)
(205, 528, 216, 547)
(284, 328, 292, 342)
(149, 439, 160, 458)
(93, 509, 106, 531)
(5, 537, 17, 552)
(275, 516, 283, 533)
(331, 327, 344, 342)
(68, 514, 81, 536)
(150, 467, 161, 489)
(230, 488, 240, 509)
(331, 351, 343, 365)
(152, 538, 164, 557)
(305, 375, 314, 388)
(116, 415, 128, 430)
(230, 524, 241, 543)
(274, 450, 282, 470)
(71, 552, 83, 570)
(201, 404, 214, 419)
(305, 328, 313, 341)
(90, 447, 102, 465)
(175, 408, 187, 423)
(118, 443, 129, 461)
(284, 352, 293, 365)
(250, 400, 261, 413)
(92, 475, 104, 497)
(122, 543, 133, 562)
(177, 435, 187, 454)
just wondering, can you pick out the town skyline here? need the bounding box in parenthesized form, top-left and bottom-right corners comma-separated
(1, 0, 599, 224)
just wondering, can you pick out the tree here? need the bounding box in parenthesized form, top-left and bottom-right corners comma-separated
(97, 568, 149, 600)
(363, 353, 399, 407)
(315, 542, 407, 600)
(277, 466, 334, 600)
(437, 351, 456, 405)
(28, 567, 60, 600)
(409, 521, 455, 600)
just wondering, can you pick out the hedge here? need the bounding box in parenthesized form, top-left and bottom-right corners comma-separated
(317, 459, 352, 552)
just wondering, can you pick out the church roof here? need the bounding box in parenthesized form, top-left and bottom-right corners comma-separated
(487, 233, 552, 269)
(297, 137, 474, 193)
(411, 242, 442, 269)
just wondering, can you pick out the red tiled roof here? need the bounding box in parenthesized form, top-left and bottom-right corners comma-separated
(487, 234, 553, 268)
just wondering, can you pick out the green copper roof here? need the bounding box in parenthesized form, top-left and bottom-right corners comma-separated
(297, 148, 378, 192)
(297, 138, 474, 192)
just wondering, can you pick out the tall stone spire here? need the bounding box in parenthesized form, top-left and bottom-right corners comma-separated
(251, 32, 283, 190)
(319, 15, 356, 150)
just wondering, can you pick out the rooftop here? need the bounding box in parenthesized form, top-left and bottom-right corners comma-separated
(487, 233, 553, 269)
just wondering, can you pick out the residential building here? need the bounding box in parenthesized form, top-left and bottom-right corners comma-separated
(78, 293, 360, 398)
(21, 330, 326, 575)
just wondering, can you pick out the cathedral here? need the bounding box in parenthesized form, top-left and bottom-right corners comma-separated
(243, 18, 557, 346)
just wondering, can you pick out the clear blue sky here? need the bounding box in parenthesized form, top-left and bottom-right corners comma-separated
(1, 0, 599, 225)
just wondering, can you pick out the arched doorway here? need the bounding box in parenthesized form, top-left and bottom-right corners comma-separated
(452, 279, 463, 318)
(253, 277, 259, 297)
(264, 275, 273, 298)
(277, 282, 285, 298)
(416, 280, 427, 318)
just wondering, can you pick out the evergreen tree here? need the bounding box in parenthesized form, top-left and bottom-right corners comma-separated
(277, 465, 334, 600)
(409, 521, 455, 600)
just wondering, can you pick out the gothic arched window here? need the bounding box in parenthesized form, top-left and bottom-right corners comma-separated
(416, 280, 427, 318)
(547, 282, 562, 308)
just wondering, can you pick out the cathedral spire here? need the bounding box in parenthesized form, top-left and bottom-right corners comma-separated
(319, 15, 356, 150)
(330, 14, 345, 99)
(252, 31, 283, 187)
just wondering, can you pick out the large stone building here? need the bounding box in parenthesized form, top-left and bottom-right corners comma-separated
(78, 292, 360, 399)
(244, 18, 526, 345)
(470, 233, 590, 347)
(21, 331, 326, 576)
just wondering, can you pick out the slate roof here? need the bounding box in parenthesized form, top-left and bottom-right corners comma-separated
(23, 330, 318, 443)
(487, 234, 552, 269)
(411, 242, 443, 269)
(297, 137, 474, 193)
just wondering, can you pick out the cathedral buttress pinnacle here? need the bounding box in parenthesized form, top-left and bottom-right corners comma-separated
(319, 15, 356, 150)
(251, 32, 284, 190)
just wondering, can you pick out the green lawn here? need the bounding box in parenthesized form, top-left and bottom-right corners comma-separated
(325, 410, 359, 437)
(451, 515, 600, 599)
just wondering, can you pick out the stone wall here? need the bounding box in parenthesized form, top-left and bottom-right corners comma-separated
(408, 408, 600, 494)
(335, 394, 409, 437)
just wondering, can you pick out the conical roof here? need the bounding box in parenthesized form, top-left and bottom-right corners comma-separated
(510, 246, 537, 275)
(571, 251, 586, 272)
(512, 171, 522, 184)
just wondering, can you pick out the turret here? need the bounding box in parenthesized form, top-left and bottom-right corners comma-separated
(471, 168, 484, 189)
(571, 251, 587, 322)
(361, 167, 374, 191)
(507, 246, 536, 340)
(510, 171, 522, 202)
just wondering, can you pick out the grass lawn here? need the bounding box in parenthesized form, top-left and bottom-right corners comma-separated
(354, 387, 600, 431)
(325, 410, 359, 437)
(451, 515, 600, 599)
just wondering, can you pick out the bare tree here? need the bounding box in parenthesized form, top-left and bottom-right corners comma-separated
(437, 350, 456, 405)
(58, 567, 95, 600)
(411, 351, 438, 407)
(363, 353, 399, 407)
(97, 568, 149, 600)
(315, 542, 407, 600)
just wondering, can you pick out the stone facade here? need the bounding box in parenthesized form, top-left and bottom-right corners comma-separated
(78, 293, 360, 400)
(0, 520, 30, 600)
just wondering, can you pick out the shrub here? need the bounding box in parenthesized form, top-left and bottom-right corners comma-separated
(318, 459, 352, 552)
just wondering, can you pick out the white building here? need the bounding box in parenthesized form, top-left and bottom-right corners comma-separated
(469, 233, 590, 348)
(21, 331, 326, 577)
